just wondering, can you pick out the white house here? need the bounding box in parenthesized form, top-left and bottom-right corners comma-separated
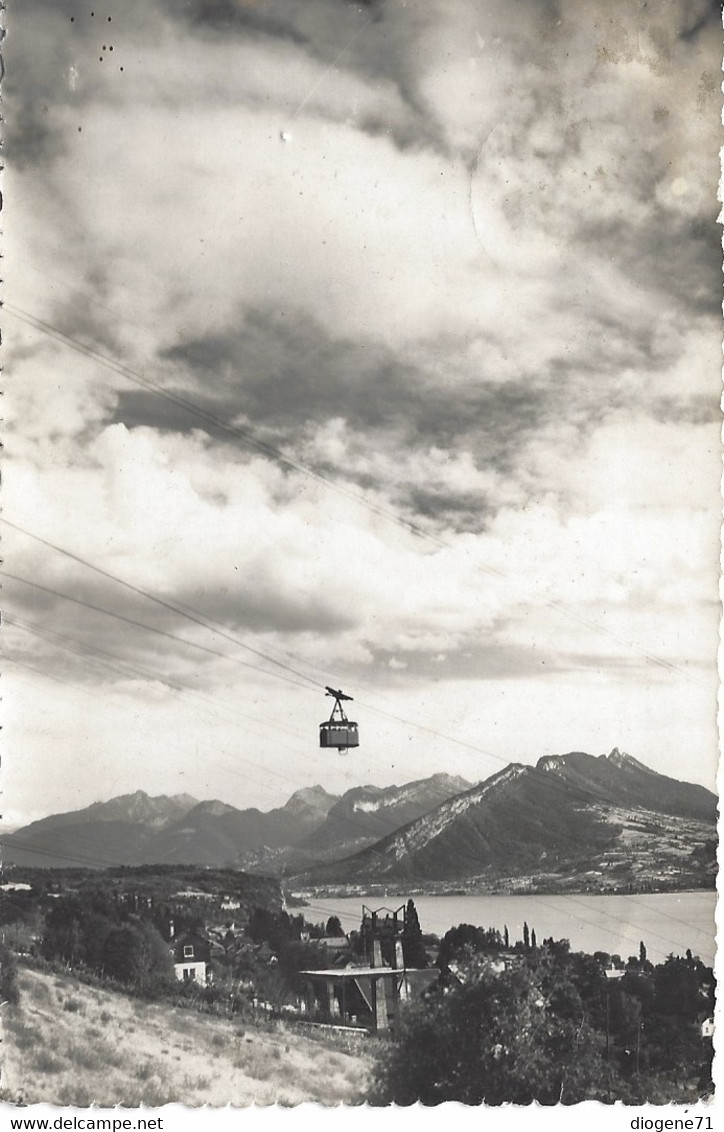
(171, 929, 211, 987)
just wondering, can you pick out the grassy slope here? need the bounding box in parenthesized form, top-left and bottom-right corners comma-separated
(1, 968, 370, 1107)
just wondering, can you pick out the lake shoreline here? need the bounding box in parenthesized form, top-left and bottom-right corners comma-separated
(297, 890, 716, 967)
(292, 877, 716, 902)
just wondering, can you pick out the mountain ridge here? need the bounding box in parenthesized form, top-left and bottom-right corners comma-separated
(3, 755, 715, 891)
(2, 773, 471, 869)
(298, 772, 472, 855)
(20, 791, 201, 832)
(302, 750, 717, 887)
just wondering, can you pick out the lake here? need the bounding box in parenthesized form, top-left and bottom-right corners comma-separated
(301, 890, 716, 966)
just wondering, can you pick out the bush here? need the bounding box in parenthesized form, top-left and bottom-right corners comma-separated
(0, 942, 19, 1004)
(31, 1048, 66, 1075)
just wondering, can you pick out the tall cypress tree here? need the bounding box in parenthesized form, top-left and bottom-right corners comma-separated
(523, 922, 530, 952)
(402, 899, 427, 968)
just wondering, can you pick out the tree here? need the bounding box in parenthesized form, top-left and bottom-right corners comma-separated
(439, 924, 503, 966)
(102, 922, 174, 991)
(102, 925, 143, 983)
(370, 956, 609, 1105)
(255, 964, 293, 1012)
(503, 925, 510, 949)
(639, 941, 647, 964)
(326, 915, 344, 937)
(129, 922, 176, 992)
(81, 911, 117, 970)
(0, 889, 34, 928)
(653, 956, 708, 1021)
(277, 940, 327, 985)
(531, 928, 537, 951)
(523, 922, 530, 952)
(402, 900, 427, 968)
(41, 897, 86, 965)
(247, 907, 295, 952)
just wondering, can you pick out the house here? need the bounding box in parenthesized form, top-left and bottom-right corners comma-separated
(299, 903, 437, 1032)
(316, 936, 351, 954)
(254, 942, 278, 965)
(299, 965, 438, 1032)
(171, 929, 211, 987)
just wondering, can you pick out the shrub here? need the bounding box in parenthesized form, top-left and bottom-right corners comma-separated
(0, 943, 19, 1005)
(31, 1049, 66, 1075)
(65, 1038, 111, 1073)
(4, 1019, 40, 1051)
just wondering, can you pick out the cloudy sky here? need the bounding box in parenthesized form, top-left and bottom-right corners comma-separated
(4, 0, 721, 826)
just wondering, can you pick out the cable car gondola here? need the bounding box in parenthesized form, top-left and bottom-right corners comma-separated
(319, 686, 359, 753)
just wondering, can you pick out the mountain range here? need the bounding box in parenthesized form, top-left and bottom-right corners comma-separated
(3, 752, 716, 891)
(305, 750, 717, 888)
(3, 773, 469, 871)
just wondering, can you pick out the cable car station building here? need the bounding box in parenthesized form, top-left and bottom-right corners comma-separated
(299, 905, 438, 1033)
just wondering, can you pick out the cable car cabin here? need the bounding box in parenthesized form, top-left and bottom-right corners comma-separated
(320, 720, 359, 750)
(320, 686, 359, 753)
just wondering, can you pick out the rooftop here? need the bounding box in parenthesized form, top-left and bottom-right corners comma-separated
(299, 966, 433, 979)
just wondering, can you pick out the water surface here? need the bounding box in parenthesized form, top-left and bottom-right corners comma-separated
(301, 891, 716, 966)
